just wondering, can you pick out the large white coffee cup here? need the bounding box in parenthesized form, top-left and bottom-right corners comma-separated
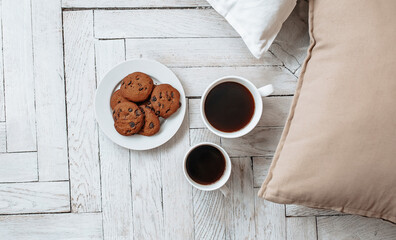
(200, 76, 273, 138)
(183, 142, 231, 196)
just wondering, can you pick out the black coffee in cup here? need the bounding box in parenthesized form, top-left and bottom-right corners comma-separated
(186, 145, 225, 185)
(204, 82, 255, 132)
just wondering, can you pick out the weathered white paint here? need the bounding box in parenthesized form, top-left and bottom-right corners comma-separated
(3, 0, 37, 152)
(32, 0, 69, 181)
(287, 217, 317, 240)
(63, 10, 101, 213)
(0, 152, 38, 183)
(62, 0, 209, 8)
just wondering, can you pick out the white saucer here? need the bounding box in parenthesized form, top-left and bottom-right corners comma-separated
(95, 59, 186, 150)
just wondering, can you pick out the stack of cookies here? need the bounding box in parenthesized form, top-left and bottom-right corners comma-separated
(110, 72, 181, 136)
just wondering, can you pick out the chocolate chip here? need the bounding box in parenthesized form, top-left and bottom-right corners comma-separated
(155, 111, 160, 116)
(152, 96, 157, 102)
(127, 130, 131, 133)
(138, 83, 142, 87)
(112, 110, 115, 114)
(171, 92, 174, 98)
(159, 92, 162, 99)
(145, 87, 147, 90)
(166, 109, 170, 113)
(158, 103, 161, 107)
(149, 122, 154, 129)
(139, 88, 143, 91)
(135, 109, 141, 116)
(128, 108, 132, 112)
(128, 81, 131, 85)
(147, 101, 151, 105)
(136, 77, 140, 80)
(118, 101, 121, 104)
(129, 122, 135, 128)
(119, 109, 122, 112)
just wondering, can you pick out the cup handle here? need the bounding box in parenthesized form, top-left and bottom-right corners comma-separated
(258, 84, 274, 97)
(219, 185, 230, 197)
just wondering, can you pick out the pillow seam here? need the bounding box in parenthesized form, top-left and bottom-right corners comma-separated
(257, 0, 316, 198)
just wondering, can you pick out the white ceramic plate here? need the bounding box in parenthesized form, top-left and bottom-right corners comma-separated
(95, 59, 186, 150)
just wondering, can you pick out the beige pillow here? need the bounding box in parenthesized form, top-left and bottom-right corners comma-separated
(259, 0, 396, 223)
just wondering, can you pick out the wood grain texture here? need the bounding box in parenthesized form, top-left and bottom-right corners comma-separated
(173, 66, 297, 97)
(286, 205, 344, 217)
(160, 116, 194, 239)
(130, 148, 163, 239)
(63, 10, 101, 212)
(255, 194, 286, 240)
(0, 213, 102, 239)
(0, 152, 38, 183)
(287, 217, 317, 240)
(126, 38, 282, 67)
(0, 3, 4, 122)
(252, 157, 273, 188)
(270, 0, 310, 74)
(221, 127, 283, 157)
(189, 97, 292, 129)
(0, 181, 70, 214)
(190, 128, 220, 146)
(229, 157, 255, 240)
(317, 215, 396, 240)
(0, 122, 5, 152)
(3, 0, 37, 152)
(95, 9, 237, 39)
(31, 0, 68, 181)
(95, 39, 134, 239)
(190, 129, 225, 240)
(62, 0, 209, 8)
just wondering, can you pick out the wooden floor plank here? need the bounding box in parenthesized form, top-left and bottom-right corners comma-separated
(130, 148, 164, 239)
(0, 181, 70, 214)
(286, 217, 317, 240)
(286, 205, 344, 217)
(95, 39, 134, 239)
(126, 38, 282, 67)
(160, 116, 194, 239)
(3, 0, 37, 152)
(317, 215, 396, 240)
(0, 122, 6, 152)
(31, 0, 69, 181)
(189, 97, 292, 129)
(221, 127, 283, 157)
(173, 66, 297, 97)
(0, 213, 102, 240)
(252, 156, 273, 188)
(255, 194, 286, 240)
(190, 129, 225, 240)
(0, 152, 38, 183)
(62, 0, 209, 8)
(229, 157, 255, 240)
(94, 9, 236, 39)
(63, 10, 101, 213)
(0, 3, 4, 122)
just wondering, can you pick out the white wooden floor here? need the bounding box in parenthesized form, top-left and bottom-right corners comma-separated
(0, 0, 395, 239)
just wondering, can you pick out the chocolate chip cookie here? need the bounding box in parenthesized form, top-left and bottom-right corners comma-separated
(110, 89, 129, 109)
(120, 72, 154, 102)
(112, 102, 144, 136)
(138, 104, 160, 136)
(150, 84, 181, 118)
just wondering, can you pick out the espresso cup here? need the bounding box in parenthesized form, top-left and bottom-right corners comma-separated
(201, 76, 273, 138)
(183, 142, 231, 196)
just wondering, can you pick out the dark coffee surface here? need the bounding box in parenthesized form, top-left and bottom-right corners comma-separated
(204, 82, 255, 132)
(186, 145, 225, 185)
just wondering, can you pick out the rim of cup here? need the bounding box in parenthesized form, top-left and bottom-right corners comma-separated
(183, 142, 232, 191)
(200, 76, 263, 138)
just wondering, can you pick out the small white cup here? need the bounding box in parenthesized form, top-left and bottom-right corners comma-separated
(200, 76, 273, 138)
(183, 142, 231, 197)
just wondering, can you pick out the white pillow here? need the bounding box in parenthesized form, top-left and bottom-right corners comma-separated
(207, 0, 296, 59)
